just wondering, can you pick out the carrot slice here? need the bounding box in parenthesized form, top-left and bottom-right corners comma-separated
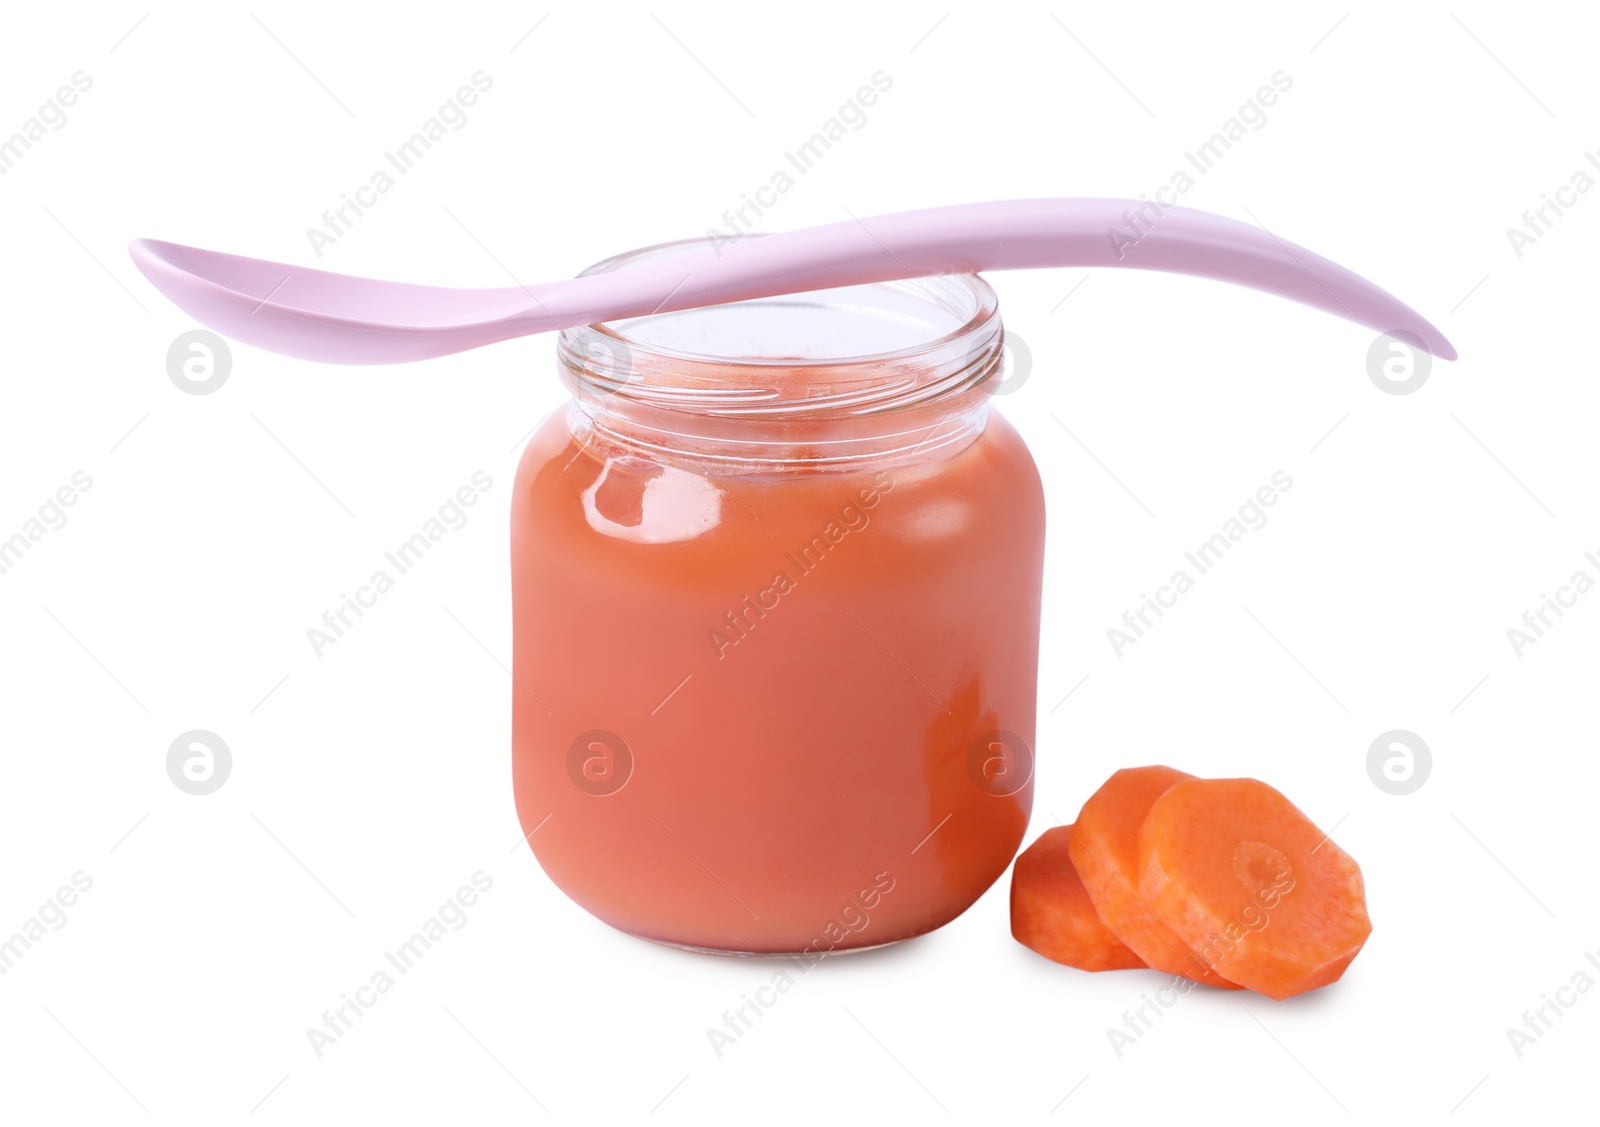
(1011, 825, 1146, 971)
(1138, 777, 1372, 1000)
(1068, 767, 1242, 988)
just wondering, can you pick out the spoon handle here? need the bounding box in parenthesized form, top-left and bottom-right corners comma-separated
(541, 198, 1454, 358)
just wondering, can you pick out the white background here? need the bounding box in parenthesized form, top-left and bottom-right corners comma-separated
(1, 2, 1594, 1123)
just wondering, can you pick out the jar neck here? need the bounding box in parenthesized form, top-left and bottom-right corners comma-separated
(561, 324, 1003, 473)
(556, 238, 1006, 473)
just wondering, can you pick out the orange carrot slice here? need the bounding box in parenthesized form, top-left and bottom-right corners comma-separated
(1138, 777, 1372, 1000)
(1011, 825, 1146, 971)
(1068, 766, 1242, 988)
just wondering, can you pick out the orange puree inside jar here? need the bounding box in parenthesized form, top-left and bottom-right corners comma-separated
(512, 237, 1045, 954)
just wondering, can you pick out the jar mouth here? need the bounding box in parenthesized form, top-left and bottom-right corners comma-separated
(558, 234, 1004, 419)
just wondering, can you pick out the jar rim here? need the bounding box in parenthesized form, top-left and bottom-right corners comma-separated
(570, 233, 1000, 370)
(557, 234, 1004, 420)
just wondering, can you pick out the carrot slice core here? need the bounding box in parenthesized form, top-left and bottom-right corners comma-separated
(1138, 777, 1372, 1000)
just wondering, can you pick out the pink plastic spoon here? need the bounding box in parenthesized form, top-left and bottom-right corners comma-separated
(128, 198, 1455, 365)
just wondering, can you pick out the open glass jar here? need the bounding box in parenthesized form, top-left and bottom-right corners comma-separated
(511, 236, 1045, 955)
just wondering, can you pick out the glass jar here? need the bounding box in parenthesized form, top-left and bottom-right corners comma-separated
(511, 236, 1045, 955)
